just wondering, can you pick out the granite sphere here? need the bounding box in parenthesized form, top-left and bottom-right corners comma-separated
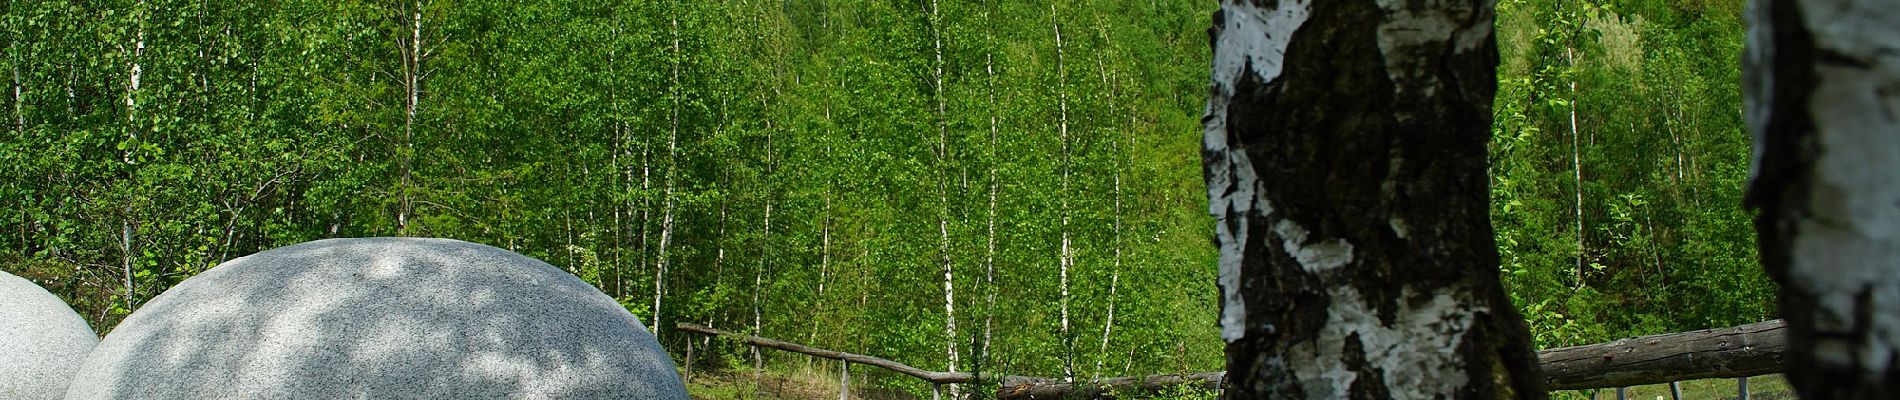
(65, 237, 687, 399)
(0, 271, 99, 399)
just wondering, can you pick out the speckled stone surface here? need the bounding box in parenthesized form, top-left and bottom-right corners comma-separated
(65, 237, 687, 400)
(0, 271, 98, 399)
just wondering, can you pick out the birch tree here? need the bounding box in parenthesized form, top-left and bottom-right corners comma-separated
(1050, 2, 1077, 384)
(652, 0, 683, 338)
(980, 0, 1001, 374)
(926, 0, 960, 394)
(1202, 0, 1545, 397)
(394, 0, 430, 235)
(1745, 0, 1900, 397)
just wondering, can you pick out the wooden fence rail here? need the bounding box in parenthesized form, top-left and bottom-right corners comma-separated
(1541, 319, 1786, 390)
(676, 319, 1787, 399)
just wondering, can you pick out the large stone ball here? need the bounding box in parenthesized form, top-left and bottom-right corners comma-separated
(66, 238, 687, 399)
(0, 270, 99, 399)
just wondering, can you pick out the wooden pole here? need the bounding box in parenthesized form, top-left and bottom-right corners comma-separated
(1539, 319, 1787, 390)
(684, 336, 695, 383)
(839, 361, 850, 400)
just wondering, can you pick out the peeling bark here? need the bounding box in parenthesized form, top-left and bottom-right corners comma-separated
(1202, 0, 1543, 398)
(1745, 0, 1900, 397)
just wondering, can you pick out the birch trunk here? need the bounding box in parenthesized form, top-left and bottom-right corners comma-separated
(1051, 4, 1075, 384)
(610, 14, 626, 299)
(10, 22, 20, 134)
(755, 114, 776, 386)
(398, 0, 423, 235)
(1745, 0, 1900, 397)
(982, 48, 1000, 373)
(652, 8, 682, 339)
(1566, 44, 1585, 289)
(707, 168, 730, 353)
(121, 1, 146, 309)
(928, 0, 959, 394)
(1203, 0, 1544, 397)
(1093, 27, 1123, 383)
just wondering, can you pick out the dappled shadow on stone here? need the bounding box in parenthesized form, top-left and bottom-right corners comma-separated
(66, 237, 686, 399)
(0, 271, 98, 399)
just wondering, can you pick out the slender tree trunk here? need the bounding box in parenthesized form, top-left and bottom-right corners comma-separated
(755, 113, 776, 386)
(8, 11, 19, 250)
(810, 74, 839, 349)
(1566, 45, 1586, 289)
(125, 0, 144, 164)
(610, 14, 626, 300)
(121, 1, 146, 310)
(398, 0, 424, 235)
(810, 194, 831, 345)
(1745, 1, 1900, 397)
(1093, 29, 1123, 383)
(981, 48, 1000, 373)
(1203, 0, 1544, 397)
(637, 122, 652, 297)
(927, 1, 959, 395)
(10, 18, 20, 135)
(1050, 4, 1075, 384)
(121, 212, 134, 310)
(652, 8, 683, 338)
(707, 168, 730, 353)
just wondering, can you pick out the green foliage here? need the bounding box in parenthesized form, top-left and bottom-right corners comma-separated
(0, 0, 1223, 390)
(1492, 0, 1769, 347)
(1, 0, 1771, 395)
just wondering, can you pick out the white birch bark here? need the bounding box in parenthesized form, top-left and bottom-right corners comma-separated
(652, 8, 682, 339)
(982, 49, 1000, 372)
(1205, 0, 1544, 397)
(610, 13, 626, 299)
(10, 18, 20, 134)
(754, 113, 776, 385)
(120, 0, 146, 309)
(1050, 3, 1075, 384)
(398, 0, 424, 235)
(1567, 44, 1586, 289)
(927, 0, 959, 394)
(1093, 26, 1123, 383)
(1745, 0, 1900, 397)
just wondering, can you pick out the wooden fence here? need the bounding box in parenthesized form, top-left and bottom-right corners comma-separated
(675, 319, 1786, 399)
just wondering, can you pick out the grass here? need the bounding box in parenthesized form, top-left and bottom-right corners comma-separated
(685, 363, 1791, 400)
(1554, 375, 1793, 400)
(685, 364, 917, 400)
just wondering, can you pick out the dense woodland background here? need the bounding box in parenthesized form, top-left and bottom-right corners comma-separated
(0, 0, 1768, 395)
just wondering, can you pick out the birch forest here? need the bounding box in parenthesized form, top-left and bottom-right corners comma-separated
(1, 0, 1768, 397)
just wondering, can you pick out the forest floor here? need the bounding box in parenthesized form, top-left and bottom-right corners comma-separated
(1554, 374, 1793, 400)
(685, 366, 918, 400)
(685, 366, 1792, 400)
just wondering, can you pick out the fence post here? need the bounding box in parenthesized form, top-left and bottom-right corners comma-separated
(1738, 376, 1750, 400)
(1669, 381, 1683, 400)
(1615, 387, 1627, 400)
(683, 337, 695, 383)
(839, 361, 850, 400)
